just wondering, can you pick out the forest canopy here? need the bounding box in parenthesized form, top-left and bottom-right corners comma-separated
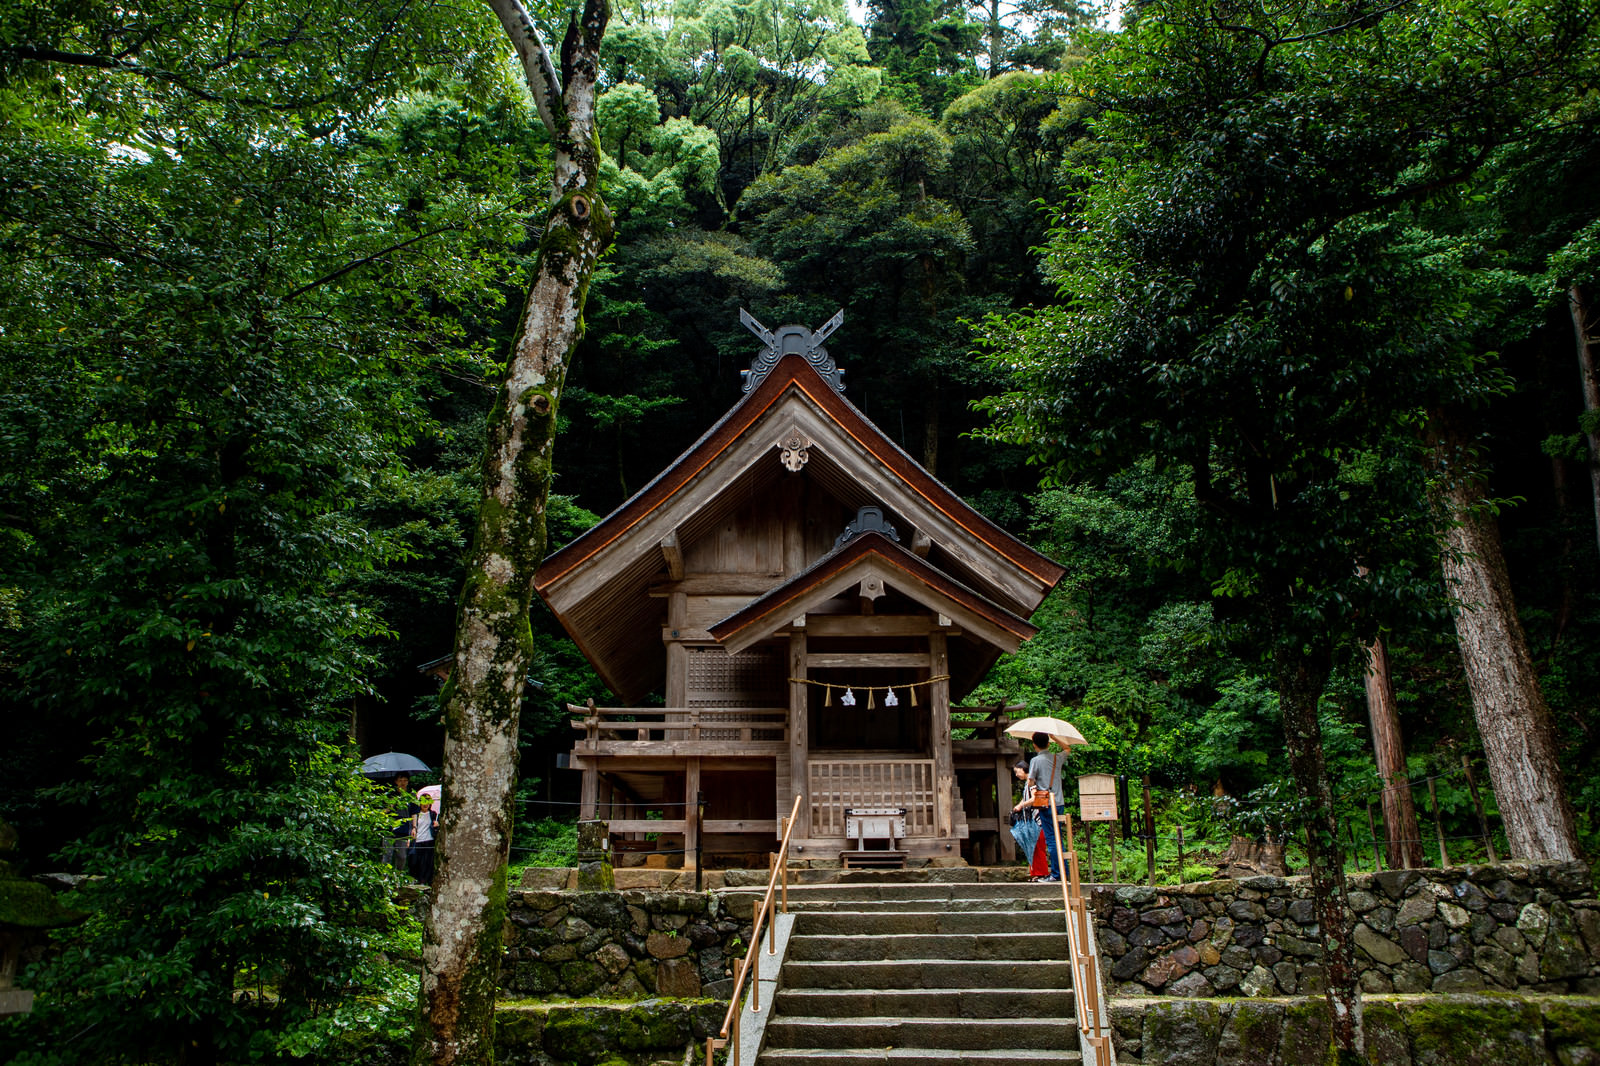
(2, 0, 1599, 1061)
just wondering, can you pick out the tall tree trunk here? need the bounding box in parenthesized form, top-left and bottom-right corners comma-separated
(987, 0, 1002, 78)
(1548, 452, 1577, 642)
(922, 385, 940, 476)
(1569, 284, 1600, 561)
(415, 2, 612, 1063)
(1272, 629, 1363, 1062)
(1362, 637, 1425, 868)
(1427, 410, 1580, 862)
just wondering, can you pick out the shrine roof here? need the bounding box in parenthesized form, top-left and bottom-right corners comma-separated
(707, 528, 1038, 656)
(532, 339, 1063, 703)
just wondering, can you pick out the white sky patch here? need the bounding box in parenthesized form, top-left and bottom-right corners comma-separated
(108, 142, 153, 164)
(842, 0, 1124, 35)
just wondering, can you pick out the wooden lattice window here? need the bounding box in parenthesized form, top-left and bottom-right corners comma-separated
(686, 645, 784, 708)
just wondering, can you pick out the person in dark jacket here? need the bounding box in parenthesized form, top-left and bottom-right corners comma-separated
(381, 774, 417, 872)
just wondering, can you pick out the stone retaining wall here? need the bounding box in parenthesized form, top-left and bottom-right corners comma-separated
(1093, 862, 1600, 999)
(494, 999, 725, 1066)
(501, 889, 753, 1000)
(1109, 993, 1600, 1065)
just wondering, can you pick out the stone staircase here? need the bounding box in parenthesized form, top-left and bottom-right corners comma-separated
(724, 881, 1083, 1066)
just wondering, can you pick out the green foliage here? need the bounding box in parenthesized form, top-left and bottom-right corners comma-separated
(0, 0, 545, 1061)
(510, 817, 581, 870)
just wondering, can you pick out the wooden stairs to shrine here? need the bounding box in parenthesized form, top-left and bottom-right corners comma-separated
(725, 881, 1082, 1066)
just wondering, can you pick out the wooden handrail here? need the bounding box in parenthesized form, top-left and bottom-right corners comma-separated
(1051, 791, 1116, 1066)
(705, 791, 805, 1066)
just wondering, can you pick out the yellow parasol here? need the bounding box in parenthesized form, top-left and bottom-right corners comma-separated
(1005, 716, 1090, 752)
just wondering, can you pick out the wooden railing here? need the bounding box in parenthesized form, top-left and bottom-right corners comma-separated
(569, 705, 787, 753)
(1048, 791, 1117, 1066)
(808, 760, 935, 835)
(949, 705, 1025, 750)
(705, 792, 805, 1066)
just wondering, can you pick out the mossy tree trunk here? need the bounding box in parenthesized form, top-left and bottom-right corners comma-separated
(1428, 410, 1580, 863)
(414, 1, 612, 1063)
(1271, 625, 1364, 1063)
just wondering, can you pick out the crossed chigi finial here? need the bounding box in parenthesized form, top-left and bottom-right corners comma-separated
(738, 308, 846, 394)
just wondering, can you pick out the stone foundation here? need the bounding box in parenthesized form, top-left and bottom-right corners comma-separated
(1093, 862, 1600, 998)
(1110, 993, 1600, 1065)
(495, 998, 725, 1066)
(501, 889, 753, 1000)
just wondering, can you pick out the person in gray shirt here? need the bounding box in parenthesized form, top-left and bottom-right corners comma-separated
(1027, 733, 1063, 882)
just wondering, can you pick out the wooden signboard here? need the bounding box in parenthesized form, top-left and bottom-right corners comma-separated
(1078, 773, 1118, 822)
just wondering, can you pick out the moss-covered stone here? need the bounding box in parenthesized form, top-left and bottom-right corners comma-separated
(561, 961, 607, 996)
(1401, 993, 1545, 1066)
(1215, 999, 1281, 1066)
(543, 1007, 614, 1064)
(571, 893, 630, 929)
(1143, 999, 1226, 1066)
(1542, 903, 1591, 981)
(1277, 998, 1335, 1065)
(494, 998, 719, 1066)
(514, 961, 563, 994)
(614, 999, 692, 1051)
(1542, 997, 1600, 1066)
(1363, 998, 1412, 1066)
(496, 1006, 548, 1049)
(0, 877, 87, 928)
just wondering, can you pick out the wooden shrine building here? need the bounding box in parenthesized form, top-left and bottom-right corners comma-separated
(535, 313, 1064, 865)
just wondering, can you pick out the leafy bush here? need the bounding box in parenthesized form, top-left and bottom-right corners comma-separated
(510, 817, 580, 870)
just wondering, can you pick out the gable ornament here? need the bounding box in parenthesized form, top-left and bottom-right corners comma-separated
(776, 428, 812, 472)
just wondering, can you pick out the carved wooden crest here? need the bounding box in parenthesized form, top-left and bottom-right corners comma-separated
(777, 427, 813, 471)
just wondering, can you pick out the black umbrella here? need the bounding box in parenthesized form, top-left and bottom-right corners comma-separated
(360, 751, 431, 777)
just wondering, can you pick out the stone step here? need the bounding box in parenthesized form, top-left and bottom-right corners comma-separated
(795, 910, 1057, 936)
(772, 987, 1073, 1019)
(723, 894, 1064, 918)
(777, 959, 1076, 991)
(787, 932, 1070, 962)
(725, 881, 1068, 903)
(762, 1016, 1077, 1052)
(757, 1049, 1082, 1066)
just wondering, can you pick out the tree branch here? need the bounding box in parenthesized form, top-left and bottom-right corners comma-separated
(281, 225, 458, 302)
(483, 0, 563, 138)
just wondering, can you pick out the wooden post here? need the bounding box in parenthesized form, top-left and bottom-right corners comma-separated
(1426, 775, 1451, 869)
(996, 755, 1016, 862)
(666, 592, 688, 708)
(1142, 776, 1157, 886)
(580, 761, 598, 820)
(1084, 821, 1093, 883)
(929, 630, 953, 840)
(1462, 755, 1499, 861)
(1062, 805, 1081, 895)
(684, 757, 701, 872)
(750, 941, 760, 1012)
(1110, 819, 1118, 885)
(789, 629, 809, 840)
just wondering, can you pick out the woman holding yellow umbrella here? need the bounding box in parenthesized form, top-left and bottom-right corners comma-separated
(1005, 717, 1090, 882)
